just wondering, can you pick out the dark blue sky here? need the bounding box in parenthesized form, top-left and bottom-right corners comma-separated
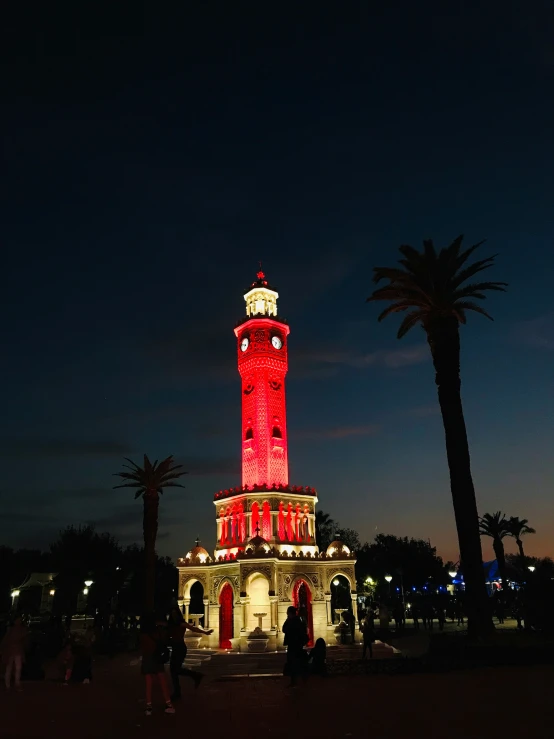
(2, 2, 553, 562)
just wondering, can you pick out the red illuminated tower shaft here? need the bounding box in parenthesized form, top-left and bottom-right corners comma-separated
(234, 272, 290, 488)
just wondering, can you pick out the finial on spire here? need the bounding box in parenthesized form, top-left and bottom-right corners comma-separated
(195, 536, 200, 547)
(256, 260, 265, 281)
(255, 521, 261, 537)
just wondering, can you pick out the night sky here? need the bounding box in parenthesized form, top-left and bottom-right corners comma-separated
(2, 3, 553, 564)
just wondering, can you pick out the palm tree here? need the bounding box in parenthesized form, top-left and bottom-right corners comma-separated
(114, 455, 186, 612)
(367, 235, 506, 638)
(315, 510, 336, 551)
(507, 516, 536, 569)
(479, 511, 510, 590)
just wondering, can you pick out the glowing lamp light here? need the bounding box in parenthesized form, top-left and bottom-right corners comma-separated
(365, 577, 374, 585)
(332, 579, 340, 586)
(11, 590, 20, 598)
(449, 571, 457, 578)
(84, 579, 93, 587)
(385, 575, 393, 583)
(528, 566, 536, 572)
(83, 588, 89, 595)
(49, 589, 56, 596)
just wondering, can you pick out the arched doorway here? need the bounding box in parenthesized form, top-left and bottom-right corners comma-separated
(219, 583, 234, 649)
(331, 574, 353, 625)
(246, 572, 271, 631)
(189, 581, 205, 626)
(293, 579, 314, 646)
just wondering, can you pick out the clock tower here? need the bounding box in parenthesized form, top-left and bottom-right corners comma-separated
(234, 270, 291, 488)
(178, 269, 361, 654)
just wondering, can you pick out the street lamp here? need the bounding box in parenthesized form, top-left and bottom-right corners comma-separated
(528, 566, 535, 573)
(84, 579, 93, 587)
(385, 574, 392, 598)
(449, 570, 457, 579)
(333, 579, 340, 586)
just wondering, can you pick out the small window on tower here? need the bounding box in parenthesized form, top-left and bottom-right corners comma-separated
(272, 426, 282, 438)
(245, 427, 254, 440)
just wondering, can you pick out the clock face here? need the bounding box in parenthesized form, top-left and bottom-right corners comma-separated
(240, 337, 249, 352)
(271, 335, 283, 350)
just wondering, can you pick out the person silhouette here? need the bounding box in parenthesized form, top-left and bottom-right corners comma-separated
(282, 606, 308, 687)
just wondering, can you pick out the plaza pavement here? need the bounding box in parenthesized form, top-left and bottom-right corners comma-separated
(2, 628, 552, 739)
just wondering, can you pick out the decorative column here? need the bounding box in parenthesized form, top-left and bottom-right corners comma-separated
(203, 597, 210, 629)
(325, 594, 332, 625)
(184, 597, 191, 622)
(269, 596, 279, 630)
(211, 603, 220, 648)
(239, 596, 250, 631)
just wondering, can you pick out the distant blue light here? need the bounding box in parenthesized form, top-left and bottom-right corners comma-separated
(423, 586, 427, 590)
(396, 587, 400, 592)
(412, 587, 416, 591)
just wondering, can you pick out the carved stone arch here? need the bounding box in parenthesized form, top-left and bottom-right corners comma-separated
(210, 574, 240, 605)
(181, 573, 208, 600)
(240, 564, 273, 592)
(325, 568, 355, 593)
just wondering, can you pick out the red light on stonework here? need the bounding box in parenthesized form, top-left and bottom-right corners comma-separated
(238, 317, 289, 488)
(257, 270, 265, 280)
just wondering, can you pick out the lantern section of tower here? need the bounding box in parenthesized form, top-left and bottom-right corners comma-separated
(233, 270, 290, 488)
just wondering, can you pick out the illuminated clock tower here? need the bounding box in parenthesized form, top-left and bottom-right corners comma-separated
(234, 270, 290, 488)
(178, 270, 360, 654)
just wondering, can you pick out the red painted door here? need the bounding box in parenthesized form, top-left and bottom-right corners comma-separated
(219, 583, 234, 649)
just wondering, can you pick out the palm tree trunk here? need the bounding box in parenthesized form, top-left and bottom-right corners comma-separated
(492, 539, 509, 592)
(143, 490, 159, 613)
(425, 317, 494, 638)
(516, 538, 526, 573)
(516, 538, 525, 571)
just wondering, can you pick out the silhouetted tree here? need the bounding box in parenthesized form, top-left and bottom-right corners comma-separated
(118, 545, 177, 616)
(479, 512, 511, 591)
(113, 455, 186, 612)
(367, 235, 506, 637)
(336, 527, 361, 553)
(50, 525, 122, 618)
(507, 516, 536, 569)
(356, 534, 446, 594)
(315, 510, 336, 551)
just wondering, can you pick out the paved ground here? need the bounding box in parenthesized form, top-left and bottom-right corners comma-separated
(2, 647, 553, 739)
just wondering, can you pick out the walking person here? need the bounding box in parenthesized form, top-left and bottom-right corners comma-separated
(361, 616, 375, 659)
(140, 614, 174, 716)
(282, 606, 308, 688)
(411, 603, 420, 630)
(167, 607, 213, 702)
(437, 605, 446, 631)
(496, 599, 505, 625)
(57, 629, 75, 684)
(455, 600, 465, 626)
(81, 625, 96, 683)
(426, 603, 435, 631)
(1, 615, 28, 691)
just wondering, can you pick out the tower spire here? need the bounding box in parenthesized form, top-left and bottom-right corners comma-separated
(234, 273, 291, 488)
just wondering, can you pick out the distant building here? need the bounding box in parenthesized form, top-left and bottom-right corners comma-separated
(11, 573, 57, 614)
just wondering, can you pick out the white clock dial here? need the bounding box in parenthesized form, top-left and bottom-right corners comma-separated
(271, 335, 282, 350)
(240, 337, 249, 352)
